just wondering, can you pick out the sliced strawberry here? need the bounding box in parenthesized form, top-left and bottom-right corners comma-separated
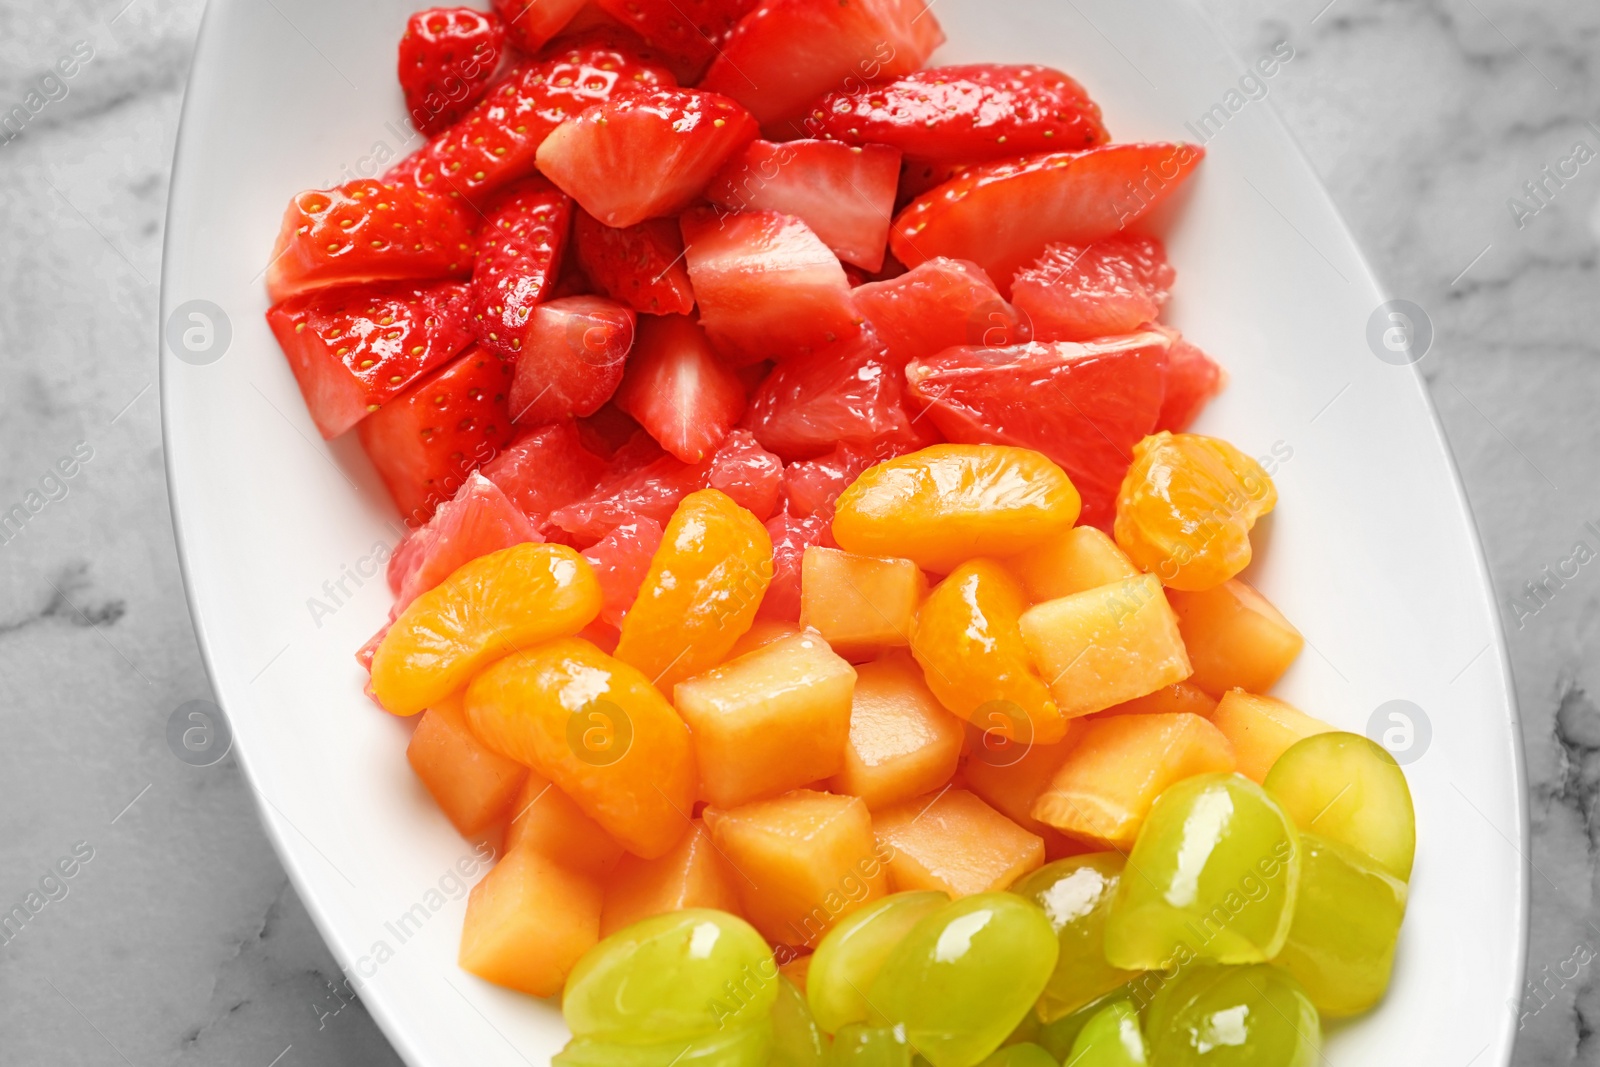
(357, 345, 517, 525)
(388, 472, 542, 613)
(897, 159, 969, 208)
(582, 517, 667, 628)
(593, 0, 760, 81)
(1011, 235, 1175, 342)
(890, 143, 1205, 296)
(535, 88, 758, 228)
(780, 438, 915, 520)
(265, 181, 475, 303)
(399, 8, 508, 137)
(680, 209, 861, 366)
(758, 511, 835, 622)
(573, 209, 696, 315)
(480, 420, 607, 528)
(266, 280, 475, 439)
(904, 332, 1171, 529)
(493, 0, 589, 52)
(1155, 333, 1227, 433)
(803, 64, 1109, 164)
(699, 0, 944, 130)
(613, 315, 746, 462)
(705, 139, 902, 271)
(852, 257, 1030, 369)
(386, 44, 675, 205)
(471, 176, 574, 356)
(507, 296, 635, 423)
(743, 337, 936, 460)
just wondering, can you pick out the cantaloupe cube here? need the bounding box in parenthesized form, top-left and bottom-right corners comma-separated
(874, 788, 1045, 897)
(1096, 682, 1219, 720)
(599, 818, 742, 937)
(800, 547, 928, 660)
(458, 843, 602, 997)
(726, 618, 801, 660)
(506, 773, 625, 878)
(1007, 527, 1139, 602)
(705, 789, 887, 947)
(1032, 713, 1235, 848)
(407, 695, 526, 836)
(675, 633, 857, 807)
(1168, 580, 1303, 696)
(1019, 575, 1192, 717)
(1211, 690, 1335, 782)
(961, 733, 1076, 838)
(827, 652, 963, 809)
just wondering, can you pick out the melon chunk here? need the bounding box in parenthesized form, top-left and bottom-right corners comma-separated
(458, 843, 603, 997)
(705, 789, 888, 947)
(827, 652, 963, 809)
(727, 618, 802, 660)
(406, 695, 526, 837)
(1031, 713, 1235, 848)
(1096, 682, 1219, 720)
(1007, 526, 1138, 602)
(1168, 580, 1303, 696)
(1018, 575, 1191, 717)
(1211, 690, 1335, 782)
(800, 546, 928, 660)
(675, 633, 857, 807)
(506, 773, 625, 878)
(599, 819, 743, 937)
(961, 733, 1076, 839)
(873, 788, 1045, 897)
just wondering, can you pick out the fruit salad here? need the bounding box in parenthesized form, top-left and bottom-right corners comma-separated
(262, 3, 1415, 1064)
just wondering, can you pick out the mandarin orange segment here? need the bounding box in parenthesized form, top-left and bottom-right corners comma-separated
(464, 637, 696, 858)
(911, 559, 1068, 745)
(827, 651, 964, 810)
(832, 444, 1081, 574)
(800, 546, 928, 661)
(614, 488, 774, 693)
(1006, 525, 1138, 602)
(599, 819, 744, 938)
(873, 788, 1045, 897)
(506, 772, 626, 878)
(406, 694, 527, 837)
(459, 843, 603, 997)
(1168, 579, 1305, 696)
(1114, 431, 1276, 592)
(371, 542, 601, 716)
(1210, 690, 1335, 783)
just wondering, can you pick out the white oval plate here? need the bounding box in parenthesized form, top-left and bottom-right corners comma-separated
(161, 1, 1527, 1063)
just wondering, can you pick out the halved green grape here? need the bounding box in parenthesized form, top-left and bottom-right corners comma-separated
(1272, 832, 1407, 1016)
(1064, 999, 1147, 1067)
(774, 975, 829, 1067)
(977, 1042, 1058, 1067)
(554, 1021, 772, 1067)
(870, 893, 1059, 1067)
(1144, 965, 1320, 1067)
(563, 910, 778, 1042)
(1104, 774, 1300, 969)
(1011, 855, 1142, 1021)
(832, 1023, 912, 1067)
(809, 891, 949, 1034)
(1263, 731, 1416, 880)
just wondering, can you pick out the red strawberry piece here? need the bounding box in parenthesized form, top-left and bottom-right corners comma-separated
(492, 0, 589, 53)
(680, 208, 861, 366)
(699, 0, 944, 131)
(593, 0, 760, 82)
(399, 8, 508, 137)
(582, 516, 667, 628)
(904, 331, 1172, 529)
(1155, 333, 1227, 433)
(890, 143, 1205, 296)
(897, 159, 970, 209)
(357, 345, 517, 525)
(758, 511, 835, 622)
(508, 296, 636, 423)
(388, 472, 542, 613)
(780, 438, 916, 520)
(853, 257, 1030, 370)
(536, 88, 759, 228)
(803, 64, 1109, 164)
(743, 337, 936, 460)
(266, 280, 475, 439)
(1011, 235, 1175, 342)
(471, 176, 574, 356)
(265, 180, 476, 303)
(573, 209, 696, 316)
(385, 44, 676, 206)
(480, 419, 607, 528)
(613, 315, 746, 462)
(705, 139, 902, 271)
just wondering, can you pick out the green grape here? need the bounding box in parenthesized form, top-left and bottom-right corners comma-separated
(1272, 832, 1407, 1016)
(554, 1021, 772, 1067)
(1035, 988, 1128, 1062)
(1104, 774, 1300, 970)
(831, 1023, 912, 1067)
(1144, 965, 1320, 1066)
(1064, 999, 1147, 1067)
(1011, 854, 1142, 1020)
(563, 910, 778, 1042)
(809, 891, 949, 1034)
(1263, 731, 1416, 880)
(870, 893, 1059, 1067)
(773, 975, 829, 1067)
(977, 1042, 1058, 1067)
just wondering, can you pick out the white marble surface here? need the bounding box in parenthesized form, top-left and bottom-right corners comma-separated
(0, 0, 1595, 1063)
